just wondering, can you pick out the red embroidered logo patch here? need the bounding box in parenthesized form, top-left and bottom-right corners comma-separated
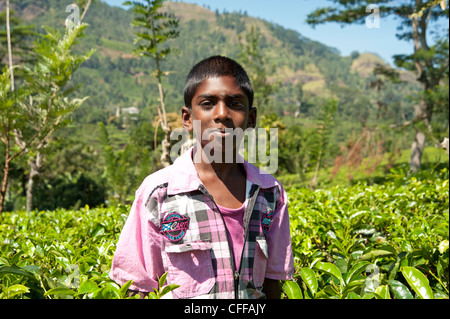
(160, 213, 189, 242)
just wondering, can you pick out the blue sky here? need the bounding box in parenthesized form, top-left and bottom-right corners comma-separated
(103, 0, 447, 66)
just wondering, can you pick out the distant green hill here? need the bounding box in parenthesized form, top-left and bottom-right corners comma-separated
(2, 0, 430, 211)
(5, 0, 420, 124)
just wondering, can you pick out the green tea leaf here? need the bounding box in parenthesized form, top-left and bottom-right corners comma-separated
(439, 240, 449, 254)
(346, 291, 361, 299)
(346, 261, 371, 284)
(374, 285, 390, 299)
(401, 267, 434, 299)
(160, 284, 180, 298)
(359, 249, 395, 261)
(313, 262, 344, 285)
(345, 278, 365, 289)
(119, 280, 134, 298)
(146, 292, 158, 299)
(44, 287, 77, 297)
(78, 280, 98, 294)
(299, 267, 318, 296)
(0, 265, 37, 281)
(6, 284, 30, 298)
(93, 283, 120, 299)
(387, 280, 413, 299)
(282, 281, 303, 299)
(158, 272, 168, 289)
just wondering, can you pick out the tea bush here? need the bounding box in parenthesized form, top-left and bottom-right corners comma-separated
(285, 165, 449, 299)
(0, 165, 448, 299)
(0, 204, 131, 299)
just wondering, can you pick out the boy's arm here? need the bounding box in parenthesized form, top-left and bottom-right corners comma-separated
(262, 278, 281, 299)
(264, 185, 295, 296)
(110, 184, 164, 294)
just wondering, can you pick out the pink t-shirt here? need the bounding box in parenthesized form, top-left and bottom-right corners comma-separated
(217, 203, 245, 271)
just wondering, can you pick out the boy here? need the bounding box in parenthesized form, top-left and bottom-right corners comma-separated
(110, 56, 294, 299)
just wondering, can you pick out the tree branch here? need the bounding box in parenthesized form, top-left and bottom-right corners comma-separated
(80, 0, 92, 22)
(388, 113, 427, 129)
(8, 90, 57, 164)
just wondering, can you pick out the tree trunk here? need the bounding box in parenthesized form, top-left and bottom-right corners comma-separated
(0, 160, 10, 214)
(156, 75, 171, 168)
(150, 9, 170, 168)
(6, 0, 14, 91)
(80, 0, 92, 22)
(26, 151, 42, 211)
(1, 0, 13, 215)
(160, 126, 172, 168)
(409, 129, 426, 173)
(310, 149, 323, 190)
(0, 137, 12, 214)
(408, 1, 430, 173)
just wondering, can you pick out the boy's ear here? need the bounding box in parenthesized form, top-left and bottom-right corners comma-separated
(247, 106, 257, 129)
(181, 106, 193, 132)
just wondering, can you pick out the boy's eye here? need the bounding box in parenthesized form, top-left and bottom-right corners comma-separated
(200, 100, 214, 107)
(229, 100, 245, 109)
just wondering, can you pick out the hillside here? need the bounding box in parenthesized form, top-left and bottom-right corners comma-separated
(3, 0, 420, 121)
(1, 0, 431, 211)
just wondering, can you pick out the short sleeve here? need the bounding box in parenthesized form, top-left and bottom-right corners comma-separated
(110, 183, 164, 292)
(264, 185, 295, 280)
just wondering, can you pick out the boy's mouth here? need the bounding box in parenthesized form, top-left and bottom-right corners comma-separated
(209, 128, 233, 137)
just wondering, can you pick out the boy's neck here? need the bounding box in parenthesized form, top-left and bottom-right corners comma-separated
(192, 147, 247, 208)
(193, 147, 245, 180)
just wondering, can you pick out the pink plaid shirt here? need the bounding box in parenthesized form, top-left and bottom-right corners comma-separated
(110, 147, 294, 299)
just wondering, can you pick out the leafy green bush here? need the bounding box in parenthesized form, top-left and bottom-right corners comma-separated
(0, 204, 180, 299)
(284, 166, 449, 299)
(0, 205, 131, 299)
(1, 166, 448, 299)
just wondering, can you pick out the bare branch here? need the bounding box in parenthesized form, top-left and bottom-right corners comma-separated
(80, 0, 92, 22)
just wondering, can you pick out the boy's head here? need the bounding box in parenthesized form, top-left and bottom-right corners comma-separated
(183, 56, 254, 109)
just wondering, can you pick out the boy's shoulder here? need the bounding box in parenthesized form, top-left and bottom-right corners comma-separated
(135, 149, 201, 200)
(140, 164, 174, 190)
(243, 160, 285, 192)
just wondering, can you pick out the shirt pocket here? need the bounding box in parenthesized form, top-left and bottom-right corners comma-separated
(253, 236, 269, 288)
(164, 241, 215, 298)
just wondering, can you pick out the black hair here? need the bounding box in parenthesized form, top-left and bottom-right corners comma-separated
(183, 55, 254, 108)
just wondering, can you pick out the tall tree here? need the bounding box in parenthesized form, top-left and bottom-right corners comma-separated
(307, 0, 449, 172)
(0, 24, 94, 214)
(124, 0, 180, 168)
(21, 0, 96, 211)
(4, 0, 97, 211)
(238, 25, 277, 115)
(309, 99, 337, 190)
(5, 0, 14, 90)
(0, 5, 35, 72)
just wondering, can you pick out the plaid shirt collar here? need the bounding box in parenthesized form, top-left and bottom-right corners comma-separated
(167, 147, 277, 196)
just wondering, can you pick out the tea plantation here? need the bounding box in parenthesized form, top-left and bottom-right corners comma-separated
(0, 165, 448, 299)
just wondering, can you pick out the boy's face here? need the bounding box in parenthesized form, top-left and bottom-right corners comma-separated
(182, 76, 257, 153)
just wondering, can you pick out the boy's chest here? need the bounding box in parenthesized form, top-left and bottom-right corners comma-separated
(196, 169, 247, 209)
(202, 180, 246, 209)
(154, 187, 276, 246)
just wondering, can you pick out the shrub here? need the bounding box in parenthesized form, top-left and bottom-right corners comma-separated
(284, 166, 449, 299)
(0, 166, 448, 299)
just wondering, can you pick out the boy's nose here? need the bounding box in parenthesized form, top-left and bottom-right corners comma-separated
(214, 101, 231, 121)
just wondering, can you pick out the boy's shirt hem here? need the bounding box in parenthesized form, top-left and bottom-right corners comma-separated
(110, 147, 294, 298)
